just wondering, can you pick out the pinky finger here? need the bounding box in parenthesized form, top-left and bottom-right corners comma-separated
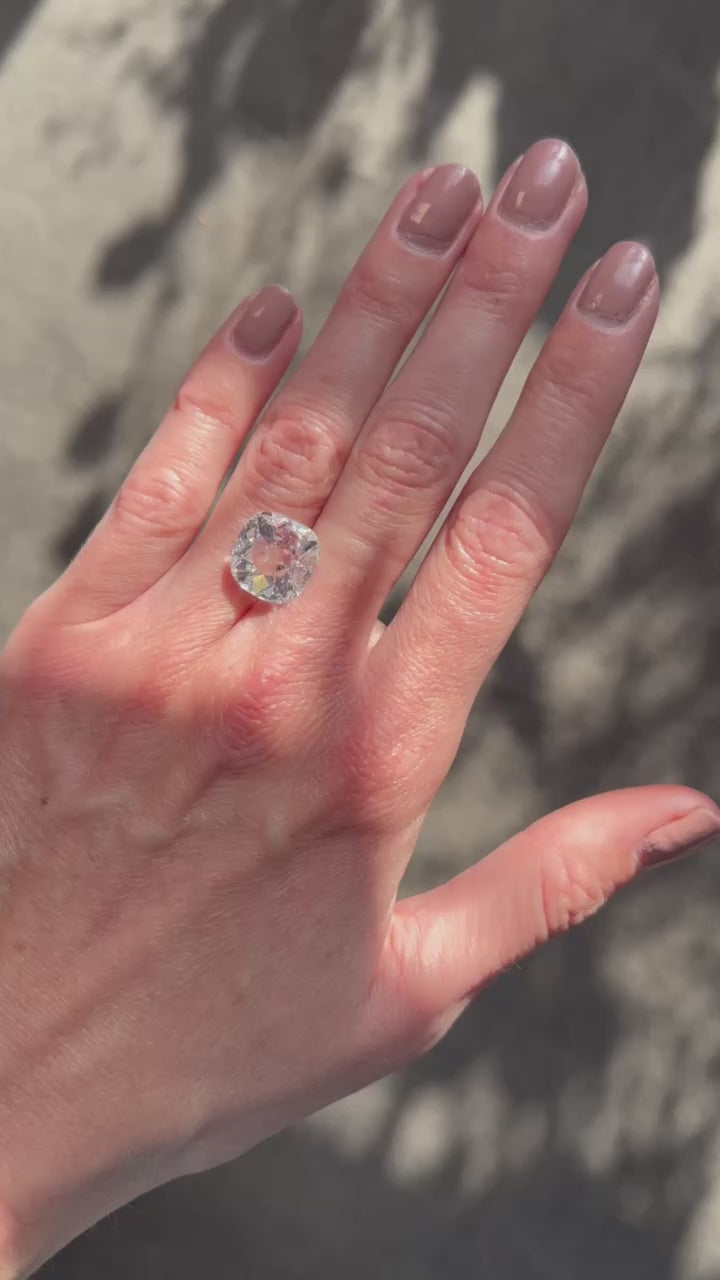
(56, 286, 301, 622)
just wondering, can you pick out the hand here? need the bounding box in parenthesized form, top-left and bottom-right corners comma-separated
(1, 139, 716, 1277)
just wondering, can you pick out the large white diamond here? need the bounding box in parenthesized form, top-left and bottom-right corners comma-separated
(230, 513, 319, 605)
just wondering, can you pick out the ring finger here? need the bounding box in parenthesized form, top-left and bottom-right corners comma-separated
(175, 164, 484, 628)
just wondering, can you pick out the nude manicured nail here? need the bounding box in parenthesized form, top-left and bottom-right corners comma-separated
(232, 286, 297, 357)
(498, 139, 580, 230)
(636, 808, 720, 870)
(577, 242, 656, 326)
(397, 165, 481, 251)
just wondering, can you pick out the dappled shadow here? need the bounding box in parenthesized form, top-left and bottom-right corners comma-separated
(43, 890, 720, 1280)
(96, 0, 373, 289)
(53, 488, 110, 567)
(0, 0, 44, 68)
(60, 0, 720, 496)
(90, 0, 720, 297)
(465, 318, 720, 817)
(66, 395, 124, 468)
(417, 0, 720, 311)
(25, 1, 720, 1277)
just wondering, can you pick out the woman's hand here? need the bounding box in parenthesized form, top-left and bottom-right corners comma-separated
(1, 139, 717, 1276)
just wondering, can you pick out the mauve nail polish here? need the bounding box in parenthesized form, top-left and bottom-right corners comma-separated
(498, 139, 580, 230)
(397, 165, 481, 251)
(577, 242, 656, 325)
(232, 286, 297, 357)
(636, 808, 720, 870)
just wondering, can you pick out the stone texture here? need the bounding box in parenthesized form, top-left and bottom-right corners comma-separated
(230, 512, 319, 605)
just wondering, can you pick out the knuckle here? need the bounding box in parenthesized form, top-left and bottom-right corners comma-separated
(538, 845, 610, 939)
(458, 249, 526, 319)
(113, 465, 202, 539)
(248, 406, 343, 499)
(448, 480, 555, 586)
(215, 661, 293, 768)
(174, 377, 241, 436)
(337, 719, 421, 829)
(530, 343, 603, 422)
(359, 403, 460, 505)
(213, 639, 327, 770)
(343, 260, 417, 330)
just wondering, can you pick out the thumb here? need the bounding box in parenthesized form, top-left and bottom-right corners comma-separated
(373, 786, 720, 1052)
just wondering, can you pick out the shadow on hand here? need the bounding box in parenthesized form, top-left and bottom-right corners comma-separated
(33, 2, 720, 1277)
(43, 892, 720, 1280)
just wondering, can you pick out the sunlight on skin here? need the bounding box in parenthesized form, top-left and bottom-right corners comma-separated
(1, 7, 717, 1269)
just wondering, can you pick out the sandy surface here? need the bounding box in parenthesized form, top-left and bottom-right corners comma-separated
(3, 1, 720, 1276)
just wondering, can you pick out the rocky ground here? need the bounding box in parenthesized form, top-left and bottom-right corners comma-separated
(3, 1, 720, 1276)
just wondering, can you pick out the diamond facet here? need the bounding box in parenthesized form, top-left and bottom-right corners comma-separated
(230, 512, 319, 605)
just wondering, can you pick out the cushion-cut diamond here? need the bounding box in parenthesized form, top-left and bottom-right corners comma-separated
(230, 513, 319, 605)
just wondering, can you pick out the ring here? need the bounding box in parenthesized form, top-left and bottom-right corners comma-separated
(230, 512, 320, 606)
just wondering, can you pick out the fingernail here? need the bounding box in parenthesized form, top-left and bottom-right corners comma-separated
(636, 807, 720, 870)
(577, 242, 656, 326)
(232, 286, 297, 357)
(397, 165, 481, 252)
(498, 139, 580, 231)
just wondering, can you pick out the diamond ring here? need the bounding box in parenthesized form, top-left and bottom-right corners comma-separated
(230, 513, 320, 606)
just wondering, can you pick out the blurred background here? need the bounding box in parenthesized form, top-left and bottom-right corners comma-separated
(2, 0, 720, 1275)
